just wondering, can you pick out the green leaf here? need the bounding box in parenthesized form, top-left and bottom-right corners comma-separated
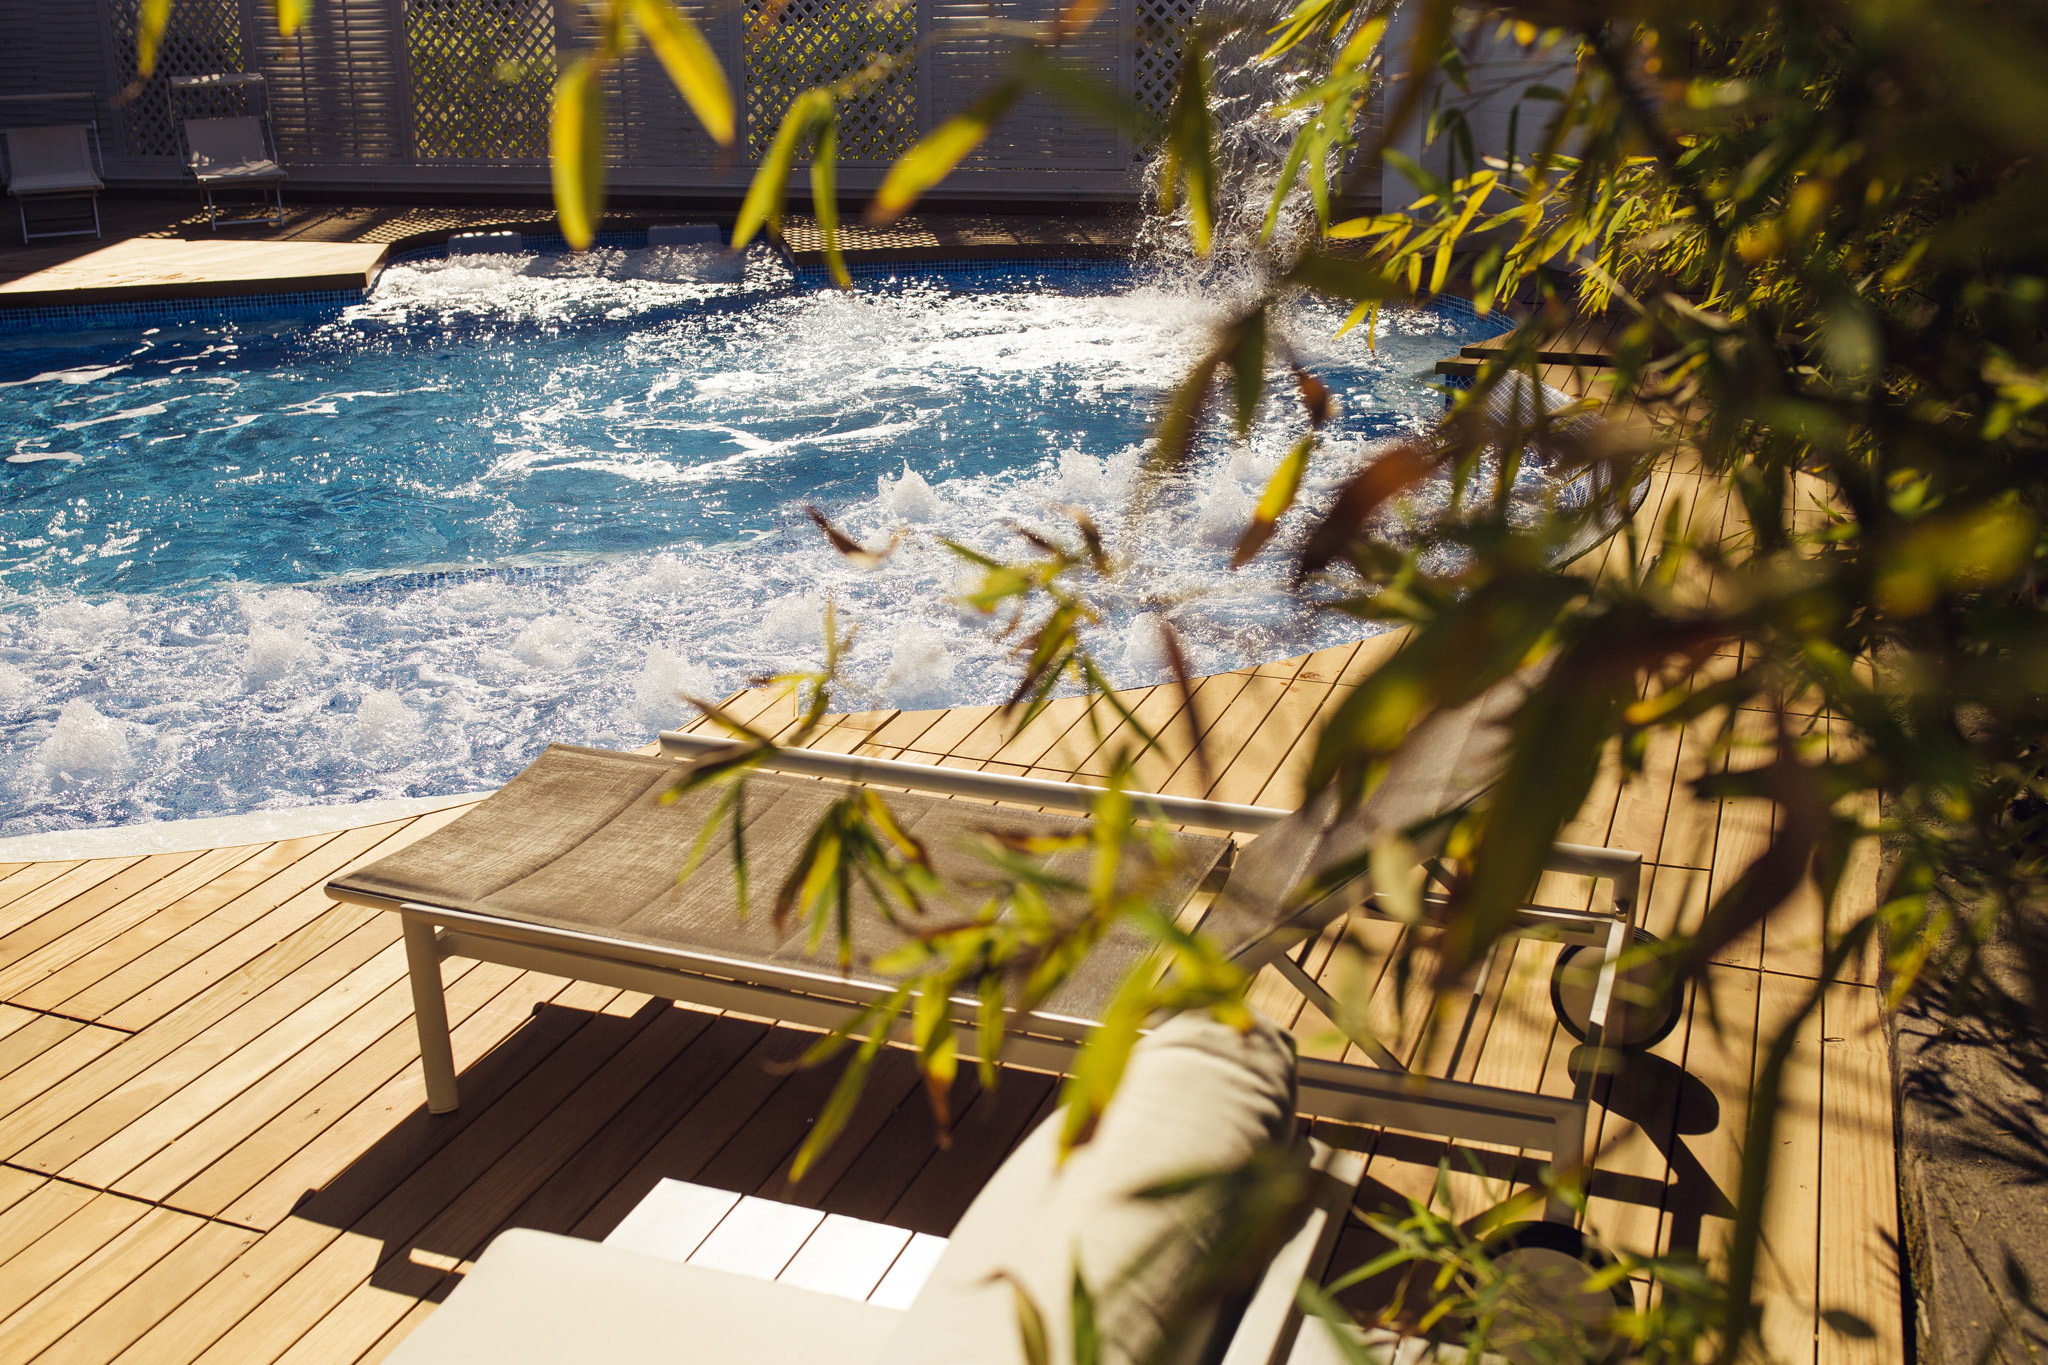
(628, 0, 735, 145)
(810, 116, 851, 289)
(1070, 1264, 1100, 1365)
(1003, 1275, 1052, 1365)
(136, 0, 172, 76)
(550, 56, 609, 251)
(872, 84, 1020, 222)
(1284, 250, 1403, 302)
(1228, 307, 1267, 437)
(1159, 38, 1216, 255)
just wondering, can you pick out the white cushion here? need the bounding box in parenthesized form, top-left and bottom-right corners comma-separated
(384, 1228, 904, 1364)
(881, 1010, 1300, 1365)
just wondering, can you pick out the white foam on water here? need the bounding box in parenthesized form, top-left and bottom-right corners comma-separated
(630, 645, 714, 731)
(0, 260, 1527, 837)
(36, 699, 131, 787)
(877, 463, 945, 523)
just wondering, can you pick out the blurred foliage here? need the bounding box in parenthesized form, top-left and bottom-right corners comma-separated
(133, 0, 2048, 1354)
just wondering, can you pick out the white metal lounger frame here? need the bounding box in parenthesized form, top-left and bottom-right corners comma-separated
(340, 734, 1643, 1224)
(169, 75, 286, 229)
(0, 93, 105, 242)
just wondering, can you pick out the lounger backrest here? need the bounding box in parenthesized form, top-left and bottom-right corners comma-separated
(1198, 666, 1532, 967)
(183, 116, 272, 175)
(3, 125, 101, 194)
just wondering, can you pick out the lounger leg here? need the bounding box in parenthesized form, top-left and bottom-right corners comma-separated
(402, 914, 459, 1114)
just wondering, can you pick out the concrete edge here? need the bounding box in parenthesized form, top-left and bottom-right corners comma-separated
(0, 790, 491, 863)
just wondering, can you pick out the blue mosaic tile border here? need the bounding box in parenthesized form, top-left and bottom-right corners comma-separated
(0, 286, 368, 336)
(789, 255, 1125, 281)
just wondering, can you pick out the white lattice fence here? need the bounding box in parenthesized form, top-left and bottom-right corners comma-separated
(742, 0, 918, 162)
(405, 0, 555, 161)
(1131, 0, 1195, 149)
(45, 0, 1190, 188)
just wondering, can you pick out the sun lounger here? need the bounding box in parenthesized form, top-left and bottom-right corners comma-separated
(179, 113, 286, 228)
(327, 671, 1650, 1224)
(2, 124, 104, 242)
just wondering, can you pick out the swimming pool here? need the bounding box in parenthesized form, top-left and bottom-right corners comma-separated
(0, 245, 1510, 837)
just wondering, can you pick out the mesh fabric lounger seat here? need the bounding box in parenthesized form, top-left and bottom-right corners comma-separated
(2, 124, 103, 241)
(328, 675, 1645, 1221)
(181, 115, 286, 227)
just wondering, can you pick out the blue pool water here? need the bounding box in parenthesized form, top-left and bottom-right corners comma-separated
(0, 247, 1502, 836)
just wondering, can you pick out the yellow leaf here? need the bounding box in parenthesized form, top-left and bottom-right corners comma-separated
(550, 57, 608, 251)
(872, 86, 1018, 222)
(136, 0, 171, 76)
(810, 116, 851, 289)
(733, 91, 825, 248)
(628, 0, 735, 145)
(272, 0, 311, 36)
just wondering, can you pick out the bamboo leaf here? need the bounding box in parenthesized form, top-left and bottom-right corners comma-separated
(1232, 433, 1315, 568)
(733, 90, 823, 249)
(272, 0, 311, 37)
(809, 117, 851, 289)
(550, 56, 608, 250)
(1160, 38, 1216, 255)
(872, 84, 1020, 222)
(628, 0, 736, 145)
(136, 0, 171, 76)
(1228, 307, 1268, 437)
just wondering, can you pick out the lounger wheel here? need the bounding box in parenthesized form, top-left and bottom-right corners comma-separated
(1463, 1221, 1634, 1364)
(1549, 926, 1681, 1051)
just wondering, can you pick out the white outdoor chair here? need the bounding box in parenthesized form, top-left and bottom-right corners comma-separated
(2, 124, 104, 242)
(180, 114, 286, 229)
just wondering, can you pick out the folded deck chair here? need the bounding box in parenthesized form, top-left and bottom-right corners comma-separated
(2, 124, 103, 242)
(328, 671, 1649, 1223)
(180, 115, 285, 228)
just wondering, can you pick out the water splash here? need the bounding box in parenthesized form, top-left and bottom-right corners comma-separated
(0, 256, 1503, 836)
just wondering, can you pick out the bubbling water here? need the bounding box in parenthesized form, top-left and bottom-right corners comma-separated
(0, 253, 1500, 836)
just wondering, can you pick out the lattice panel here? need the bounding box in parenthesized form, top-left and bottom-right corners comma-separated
(1132, 0, 1195, 151)
(743, 0, 918, 162)
(405, 0, 556, 162)
(109, 0, 246, 158)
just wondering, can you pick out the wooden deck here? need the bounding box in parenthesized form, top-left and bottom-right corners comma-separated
(0, 201, 1134, 308)
(0, 409, 1899, 1361)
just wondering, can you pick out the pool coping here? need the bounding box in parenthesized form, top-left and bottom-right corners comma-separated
(0, 790, 490, 861)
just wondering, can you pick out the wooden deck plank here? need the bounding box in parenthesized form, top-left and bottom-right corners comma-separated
(0, 859, 147, 942)
(11, 914, 399, 1179)
(31, 829, 389, 1027)
(88, 942, 431, 1200)
(0, 863, 87, 917)
(0, 907, 393, 1167)
(28, 1218, 257, 1365)
(5, 837, 343, 1018)
(270, 999, 715, 1365)
(201, 965, 584, 1230)
(0, 851, 209, 975)
(0, 846, 268, 1005)
(1816, 982, 1903, 1365)
(0, 1205, 216, 1365)
(0, 1021, 129, 1129)
(1755, 969, 1824, 1365)
(90, 808, 471, 1033)
(0, 1191, 153, 1325)
(176, 981, 641, 1365)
